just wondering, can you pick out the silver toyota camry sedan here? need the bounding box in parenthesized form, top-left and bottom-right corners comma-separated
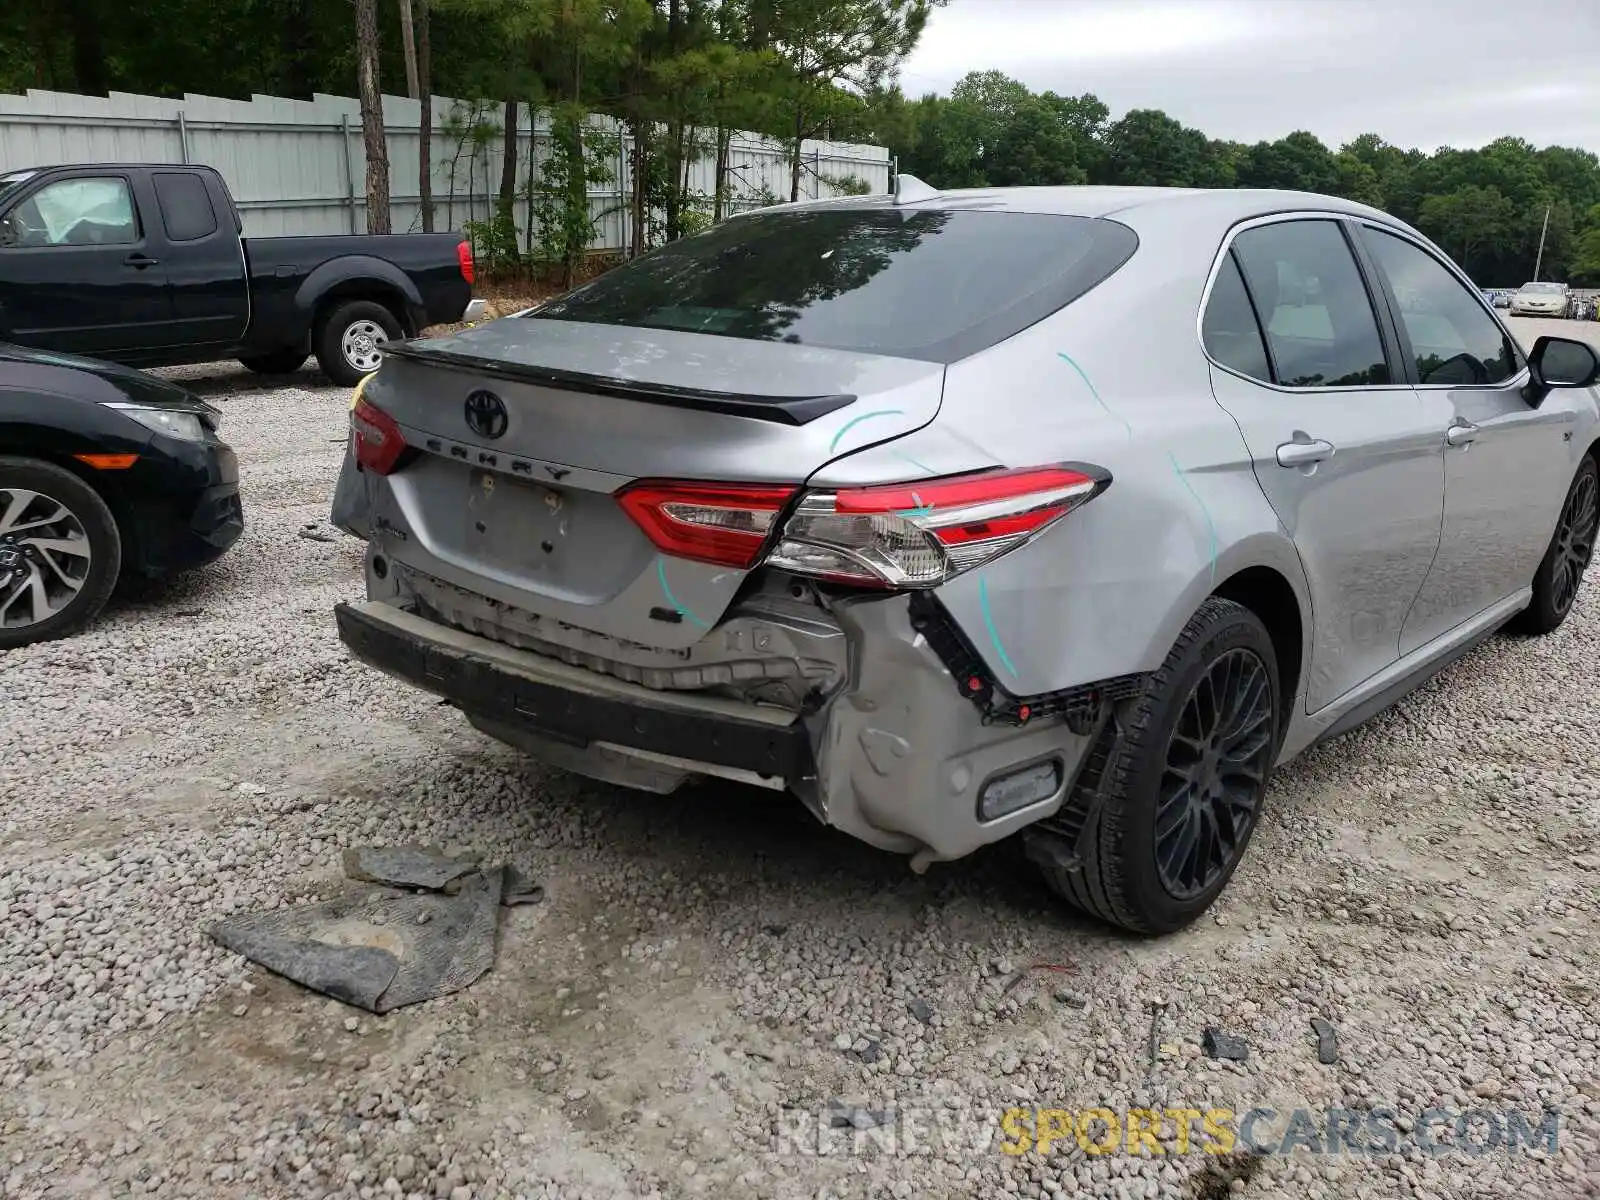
(330, 180, 1600, 934)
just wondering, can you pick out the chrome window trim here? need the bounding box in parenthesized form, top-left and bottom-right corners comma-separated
(1195, 209, 1529, 395)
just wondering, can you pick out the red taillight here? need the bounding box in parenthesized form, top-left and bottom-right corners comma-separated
(351, 398, 407, 476)
(617, 480, 798, 568)
(766, 464, 1108, 588)
(457, 241, 475, 284)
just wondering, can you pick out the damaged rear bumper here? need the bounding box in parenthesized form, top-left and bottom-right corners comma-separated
(335, 601, 811, 782)
(335, 594, 1115, 865)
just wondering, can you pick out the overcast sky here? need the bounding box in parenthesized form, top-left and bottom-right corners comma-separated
(898, 0, 1600, 154)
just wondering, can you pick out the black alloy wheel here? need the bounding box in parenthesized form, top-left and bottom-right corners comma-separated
(1153, 647, 1275, 900)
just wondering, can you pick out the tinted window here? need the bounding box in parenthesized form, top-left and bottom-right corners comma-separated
(1202, 253, 1271, 381)
(1231, 220, 1390, 388)
(154, 172, 219, 242)
(530, 208, 1139, 363)
(1362, 228, 1521, 385)
(1, 177, 138, 248)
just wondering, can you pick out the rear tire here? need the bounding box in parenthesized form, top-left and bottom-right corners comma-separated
(315, 299, 402, 386)
(1512, 455, 1598, 635)
(239, 349, 309, 375)
(0, 457, 121, 649)
(1035, 597, 1281, 935)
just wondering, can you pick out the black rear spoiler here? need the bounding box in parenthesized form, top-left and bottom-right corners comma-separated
(381, 342, 855, 426)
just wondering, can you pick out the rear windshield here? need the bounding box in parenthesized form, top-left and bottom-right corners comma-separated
(528, 207, 1139, 363)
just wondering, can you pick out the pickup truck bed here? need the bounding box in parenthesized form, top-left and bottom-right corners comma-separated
(0, 162, 479, 384)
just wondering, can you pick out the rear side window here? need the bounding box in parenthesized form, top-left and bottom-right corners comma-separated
(154, 172, 219, 242)
(1202, 254, 1272, 382)
(1230, 220, 1391, 388)
(529, 208, 1139, 364)
(1359, 227, 1521, 385)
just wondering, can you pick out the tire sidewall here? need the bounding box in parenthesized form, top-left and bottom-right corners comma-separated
(317, 301, 401, 387)
(0, 458, 121, 649)
(1109, 604, 1281, 933)
(1531, 455, 1599, 629)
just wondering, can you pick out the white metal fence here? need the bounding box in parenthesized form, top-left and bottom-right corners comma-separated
(0, 88, 892, 251)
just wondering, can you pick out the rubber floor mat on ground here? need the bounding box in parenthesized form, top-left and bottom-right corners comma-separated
(209, 860, 509, 1012)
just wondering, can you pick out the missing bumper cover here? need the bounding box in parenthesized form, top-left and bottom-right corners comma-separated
(907, 592, 1147, 728)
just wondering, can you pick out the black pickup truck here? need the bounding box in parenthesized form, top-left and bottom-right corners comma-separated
(0, 163, 483, 385)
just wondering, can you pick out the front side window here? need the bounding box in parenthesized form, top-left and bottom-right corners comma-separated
(1361, 227, 1521, 385)
(530, 208, 1140, 364)
(1230, 220, 1391, 388)
(0, 177, 138, 248)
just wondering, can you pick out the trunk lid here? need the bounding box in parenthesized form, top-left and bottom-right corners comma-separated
(363, 318, 943, 650)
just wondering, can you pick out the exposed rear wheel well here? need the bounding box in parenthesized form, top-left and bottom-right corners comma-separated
(1212, 566, 1303, 726)
(1586, 435, 1600, 470)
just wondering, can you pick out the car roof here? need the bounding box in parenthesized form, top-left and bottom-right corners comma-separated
(783, 184, 1397, 225)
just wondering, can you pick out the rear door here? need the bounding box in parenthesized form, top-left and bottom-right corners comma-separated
(150, 169, 249, 347)
(1202, 215, 1453, 713)
(1354, 223, 1576, 652)
(0, 171, 173, 354)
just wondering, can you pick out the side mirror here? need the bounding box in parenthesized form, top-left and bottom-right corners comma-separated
(1523, 335, 1600, 406)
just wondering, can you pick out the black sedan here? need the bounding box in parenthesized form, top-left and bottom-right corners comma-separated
(0, 343, 242, 647)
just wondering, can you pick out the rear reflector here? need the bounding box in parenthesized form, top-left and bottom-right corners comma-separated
(978, 758, 1063, 821)
(617, 480, 798, 568)
(351, 398, 408, 476)
(457, 241, 475, 284)
(766, 464, 1108, 587)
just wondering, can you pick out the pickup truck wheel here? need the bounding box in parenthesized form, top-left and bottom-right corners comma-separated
(317, 300, 402, 386)
(0, 457, 122, 649)
(1034, 598, 1280, 935)
(239, 349, 309, 375)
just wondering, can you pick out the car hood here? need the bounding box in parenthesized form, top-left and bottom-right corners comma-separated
(0, 341, 213, 412)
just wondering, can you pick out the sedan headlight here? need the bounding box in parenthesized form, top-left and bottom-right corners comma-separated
(106, 403, 208, 442)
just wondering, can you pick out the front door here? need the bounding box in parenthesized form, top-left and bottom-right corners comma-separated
(1353, 223, 1578, 653)
(1201, 216, 1452, 712)
(0, 172, 173, 355)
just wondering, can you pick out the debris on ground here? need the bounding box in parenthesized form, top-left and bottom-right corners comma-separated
(296, 524, 336, 542)
(342, 845, 480, 892)
(826, 1100, 894, 1130)
(1053, 988, 1088, 1008)
(209, 847, 543, 1012)
(1202, 1027, 1250, 1061)
(502, 863, 545, 906)
(1311, 1016, 1339, 1064)
(907, 997, 935, 1024)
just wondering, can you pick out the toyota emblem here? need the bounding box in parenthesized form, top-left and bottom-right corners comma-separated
(463, 389, 508, 440)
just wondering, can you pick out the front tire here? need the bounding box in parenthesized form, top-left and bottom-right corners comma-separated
(0, 457, 122, 649)
(239, 348, 309, 375)
(1036, 597, 1280, 934)
(315, 300, 402, 386)
(1513, 455, 1598, 635)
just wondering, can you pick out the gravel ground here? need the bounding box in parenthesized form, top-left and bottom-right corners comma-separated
(2, 319, 1599, 1200)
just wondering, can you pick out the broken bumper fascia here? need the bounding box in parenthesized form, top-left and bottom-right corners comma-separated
(334, 595, 1108, 865)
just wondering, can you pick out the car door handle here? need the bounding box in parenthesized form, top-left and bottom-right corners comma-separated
(1276, 438, 1335, 468)
(124, 253, 159, 269)
(1445, 421, 1479, 448)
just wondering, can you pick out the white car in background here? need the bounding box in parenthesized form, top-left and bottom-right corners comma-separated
(1510, 281, 1571, 318)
